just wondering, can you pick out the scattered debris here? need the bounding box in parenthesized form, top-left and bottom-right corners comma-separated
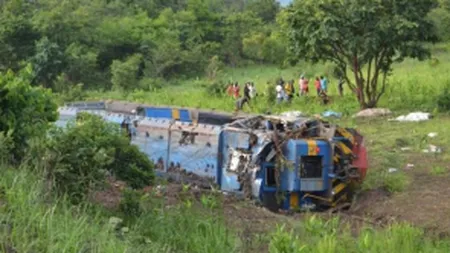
(428, 132, 438, 138)
(280, 111, 305, 118)
(353, 108, 392, 118)
(321, 110, 342, 118)
(388, 168, 398, 173)
(422, 145, 442, 153)
(393, 112, 431, 122)
(405, 164, 415, 170)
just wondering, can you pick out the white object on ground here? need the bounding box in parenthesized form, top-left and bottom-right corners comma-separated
(394, 112, 431, 122)
(422, 144, 442, 153)
(388, 168, 398, 173)
(280, 111, 304, 118)
(400, 147, 412, 151)
(428, 132, 438, 138)
(405, 164, 415, 170)
(353, 108, 392, 118)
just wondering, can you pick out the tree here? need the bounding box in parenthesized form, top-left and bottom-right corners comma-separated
(30, 37, 66, 88)
(284, 0, 437, 108)
(111, 53, 143, 90)
(0, 64, 58, 162)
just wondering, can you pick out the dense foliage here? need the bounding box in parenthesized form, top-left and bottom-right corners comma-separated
(0, 0, 288, 92)
(28, 113, 154, 203)
(0, 65, 57, 162)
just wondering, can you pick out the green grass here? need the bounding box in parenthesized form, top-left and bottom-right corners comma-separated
(431, 166, 448, 176)
(269, 215, 450, 253)
(0, 167, 237, 253)
(4, 165, 450, 253)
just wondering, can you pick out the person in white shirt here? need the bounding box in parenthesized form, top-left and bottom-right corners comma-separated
(276, 82, 284, 104)
(249, 83, 256, 98)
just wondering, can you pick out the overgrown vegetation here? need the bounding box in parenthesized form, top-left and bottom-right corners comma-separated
(269, 216, 450, 253)
(26, 113, 154, 203)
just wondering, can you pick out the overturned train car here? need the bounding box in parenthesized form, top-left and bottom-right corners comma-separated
(58, 101, 368, 211)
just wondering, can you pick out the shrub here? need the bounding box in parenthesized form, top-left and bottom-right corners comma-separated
(383, 172, 409, 193)
(29, 113, 154, 203)
(119, 189, 143, 218)
(436, 82, 450, 112)
(0, 65, 58, 162)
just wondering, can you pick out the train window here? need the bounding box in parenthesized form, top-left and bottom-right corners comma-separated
(300, 156, 323, 178)
(265, 166, 276, 187)
(136, 107, 146, 117)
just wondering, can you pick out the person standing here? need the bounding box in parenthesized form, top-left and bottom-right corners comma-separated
(284, 80, 295, 102)
(233, 82, 240, 99)
(320, 76, 328, 93)
(276, 82, 284, 104)
(227, 82, 234, 97)
(249, 82, 256, 99)
(314, 77, 321, 96)
(299, 75, 309, 96)
(338, 77, 345, 97)
(244, 82, 251, 100)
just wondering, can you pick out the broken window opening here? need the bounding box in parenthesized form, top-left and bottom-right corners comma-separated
(266, 166, 276, 187)
(179, 131, 198, 145)
(300, 156, 323, 178)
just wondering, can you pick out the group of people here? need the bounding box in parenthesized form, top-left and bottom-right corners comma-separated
(227, 74, 345, 111)
(226, 82, 257, 111)
(227, 82, 257, 99)
(275, 75, 344, 103)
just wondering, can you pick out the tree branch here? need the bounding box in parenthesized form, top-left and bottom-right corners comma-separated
(375, 70, 388, 103)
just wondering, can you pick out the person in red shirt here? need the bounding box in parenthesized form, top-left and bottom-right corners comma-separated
(314, 77, 321, 96)
(299, 75, 309, 96)
(226, 83, 234, 97)
(233, 82, 240, 99)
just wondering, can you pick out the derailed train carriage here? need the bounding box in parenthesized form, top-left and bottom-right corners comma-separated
(59, 100, 368, 211)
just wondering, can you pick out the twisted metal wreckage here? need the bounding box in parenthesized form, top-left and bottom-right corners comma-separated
(58, 100, 368, 211)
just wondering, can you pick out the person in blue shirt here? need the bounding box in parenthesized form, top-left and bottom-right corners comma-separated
(320, 76, 328, 93)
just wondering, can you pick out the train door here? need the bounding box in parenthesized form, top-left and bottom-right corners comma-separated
(218, 130, 251, 192)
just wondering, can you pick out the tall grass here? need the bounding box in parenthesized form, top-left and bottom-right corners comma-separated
(0, 167, 237, 253)
(269, 215, 450, 253)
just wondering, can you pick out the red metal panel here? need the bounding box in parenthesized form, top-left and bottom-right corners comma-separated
(352, 135, 368, 181)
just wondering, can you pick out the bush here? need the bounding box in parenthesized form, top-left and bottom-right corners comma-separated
(437, 82, 450, 112)
(111, 54, 143, 90)
(29, 113, 154, 203)
(0, 65, 58, 163)
(119, 189, 143, 218)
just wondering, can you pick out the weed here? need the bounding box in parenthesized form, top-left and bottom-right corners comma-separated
(119, 189, 143, 218)
(383, 172, 410, 193)
(431, 166, 448, 176)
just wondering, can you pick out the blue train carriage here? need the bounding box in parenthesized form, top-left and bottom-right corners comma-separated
(134, 118, 221, 184)
(59, 101, 367, 212)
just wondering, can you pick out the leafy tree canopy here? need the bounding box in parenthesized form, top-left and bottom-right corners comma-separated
(284, 0, 438, 108)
